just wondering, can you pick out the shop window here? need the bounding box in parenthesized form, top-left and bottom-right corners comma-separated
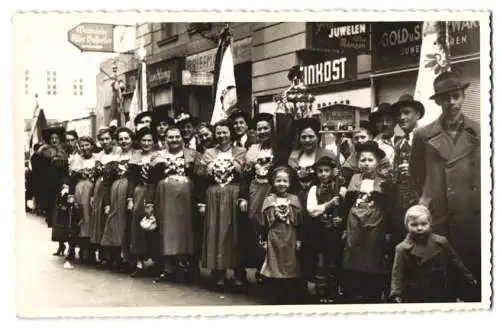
(158, 23, 179, 46)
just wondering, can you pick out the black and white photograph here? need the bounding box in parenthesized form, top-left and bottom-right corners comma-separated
(13, 11, 492, 317)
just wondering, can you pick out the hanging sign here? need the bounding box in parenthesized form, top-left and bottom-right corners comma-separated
(448, 21, 480, 57)
(372, 21, 423, 71)
(299, 56, 357, 86)
(307, 22, 371, 54)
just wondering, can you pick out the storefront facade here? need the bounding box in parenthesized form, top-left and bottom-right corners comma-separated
(371, 21, 481, 122)
(183, 36, 252, 122)
(135, 23, 253, 122)
(253, 22, 373, 127)
(147, 57, 185, 119)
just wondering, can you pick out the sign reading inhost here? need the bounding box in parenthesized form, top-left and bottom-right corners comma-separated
(300, 57, 357, 86)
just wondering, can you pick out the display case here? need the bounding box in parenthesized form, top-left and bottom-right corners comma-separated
(317, 102, 370, 154)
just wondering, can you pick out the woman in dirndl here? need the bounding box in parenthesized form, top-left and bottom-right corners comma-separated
(146, 126, 201, 282)
(239, 112, 276, 283)
(69, 136, 97, 264)
(287, 118, 338, 283)
(196, 120, 247, 289)
(127, 127, 157, 277)
(100, 127, 134, 271)
(89, 128, 121, 265)
(341, 141, 393, 303)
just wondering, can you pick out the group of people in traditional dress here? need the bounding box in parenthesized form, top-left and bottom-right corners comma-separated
(26, 70, 481, 304)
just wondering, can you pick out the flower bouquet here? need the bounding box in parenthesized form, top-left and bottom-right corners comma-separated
(273, 197, 292, 224)
(140, 215, 157, 231)
(355, 192, 375, 208)
(93, 161, 104, 179)
(212, 157, 235, 187)
(255, 154, 273, 181)
(297, 166, 314, 180)
(79, 167, 94, 181)
(164, 155, 188, 183)
(117, 161, 128, 178)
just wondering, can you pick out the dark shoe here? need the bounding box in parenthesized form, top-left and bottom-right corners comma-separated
(214, 279, 225, 289)
(154, 271, 174, 283)
(255, 271, 264, 284)
(66, 248, 76, 261)
(52, 244, 66, 256)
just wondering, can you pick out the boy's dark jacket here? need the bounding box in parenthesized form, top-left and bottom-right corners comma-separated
(390, 233, 478, 303)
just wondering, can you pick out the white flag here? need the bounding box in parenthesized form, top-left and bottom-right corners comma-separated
(127, 79, 140, 130)
(414, 21, 451, 127)
(140, 61, 148, 112)
(211, 38, 237, 125)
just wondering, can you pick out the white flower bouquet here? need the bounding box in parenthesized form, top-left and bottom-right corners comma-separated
(212, 157, 235, 187)
(140, 215, 157, 231)
(273, 197, 292, 224)
(117, 162, 128, 177)
(255, 154, 273, 179)
(165, 156, 186, 176)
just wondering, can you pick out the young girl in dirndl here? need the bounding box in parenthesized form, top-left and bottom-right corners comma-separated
(342, 141, 393, 303)
(259, 165, 303, 304)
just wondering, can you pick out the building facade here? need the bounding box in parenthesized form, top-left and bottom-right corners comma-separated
(95, 54, 137, 128)
(125, 23, 253, 123)
(98, 21, 480, 128)
(371, 21, 480, 122)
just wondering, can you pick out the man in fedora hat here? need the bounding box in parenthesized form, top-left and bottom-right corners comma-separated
(369, 102, 400, 165)
(410, 70, 481, 299)
(388, 94, 426, 261)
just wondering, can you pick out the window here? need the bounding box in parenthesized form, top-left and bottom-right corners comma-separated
(161, 23, 173, 39)
(73, 78, 84, 96)
(24, 70, 29, 95)
(46, 70, 57, 96)
(158, 23, 179, 46)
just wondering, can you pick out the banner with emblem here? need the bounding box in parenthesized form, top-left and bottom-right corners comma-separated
(414, 21, 451, 127)
(27, 97, 48, 157)
(210, 27, 238, 125)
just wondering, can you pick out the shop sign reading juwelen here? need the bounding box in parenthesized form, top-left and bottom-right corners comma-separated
(308, 22, 370, 54)
(300, 56, 357, 86)
(373, 21, 480, 71)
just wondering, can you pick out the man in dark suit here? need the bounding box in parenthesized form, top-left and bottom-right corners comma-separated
(391, 94, 425, 245)
(228, 109, 256, 149)
(370, 102, 401, 166)
(410, 71, 481, 300)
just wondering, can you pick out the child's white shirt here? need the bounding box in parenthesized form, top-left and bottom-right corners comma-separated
(360, 179, 375, 194)
(307, 185, 328, 217)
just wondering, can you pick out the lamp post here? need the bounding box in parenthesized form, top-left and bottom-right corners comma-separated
(110, 60, 126, 125)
